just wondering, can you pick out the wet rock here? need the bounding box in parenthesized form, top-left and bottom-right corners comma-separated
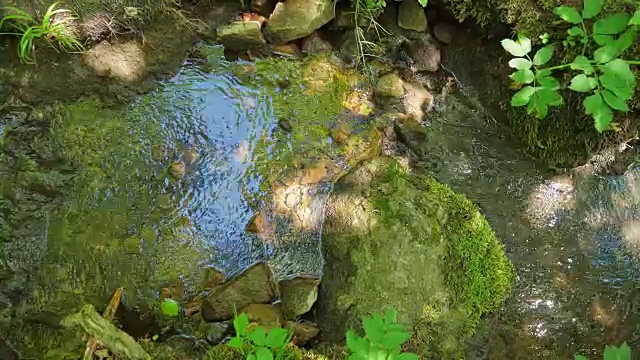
(265, 0, 336, 44)
(401, 36, 441, 72)
(302, 58, 342, 93)
(183, 146, 198, 164)
(337, 29, 360, 64)
(217, 20, 268, 55)
(199, 321, 230, 344)
(167, 161, 186, 179)
(202, 262, 276, 321)
(341, 89, 375, 116)
(202, 266, 225, 289)
(318, 157, 514, 356)
(402, 82, 434, 121)
(375, 73, 405, 98)
(279, 276, 321, 319)
(394, 114, 428, 157)
(270, 43, 303, 58)
(331, 123, 352, 146)
(239, 304, 284, 329)
(251, 0, 279, 17)
(285, 321, 320, 345)
(398, 0, 427, 32)
(245, 211, 272, 236)
(302, 32, 333, 55)
(433, 22, 454, 44)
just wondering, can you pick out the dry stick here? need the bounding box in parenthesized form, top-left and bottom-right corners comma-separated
(82, 287, 123, 360)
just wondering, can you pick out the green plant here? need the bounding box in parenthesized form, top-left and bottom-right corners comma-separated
(346, 308, 419, 360)
(575, 342, 631, 360)
(160, 298, 180, 317)
(0, 2, 84, 64)
(227, 312, 293, 360)
(500, 0, 640, 132)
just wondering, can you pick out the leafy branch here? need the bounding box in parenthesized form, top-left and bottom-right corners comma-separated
(346, 308, 418, 360)
(501, 0, 639, 132)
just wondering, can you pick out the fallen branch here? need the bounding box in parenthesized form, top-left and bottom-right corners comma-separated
(82, 287, 123, 360)
(62, 304, 150, 360)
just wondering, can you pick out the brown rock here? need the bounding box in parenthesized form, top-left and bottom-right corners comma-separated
(270, 43, 303, 58)
(239, 304, 284, 330)
(168, 161, 186, 179)
(401, 36, 441, 72)
(286, 321, 320, 345)
(398, 0, 427, 32)
(217, 20, 268, 55)
(402, 82, 434, 122)
(302, 32, 333, 55)
(433, 22, 454, 44)
(375, 73, 405, 98)
(265, 0, 336, 44)
(251, 0, 279, 17)
(202, 262, 276, 321)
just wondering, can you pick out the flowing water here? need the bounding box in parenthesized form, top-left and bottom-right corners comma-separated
(1, 41, 640, 358)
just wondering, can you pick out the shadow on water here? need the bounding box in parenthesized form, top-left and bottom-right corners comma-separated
(413, 91, 640, 358)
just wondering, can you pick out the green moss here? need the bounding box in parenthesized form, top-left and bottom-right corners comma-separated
(320, 157, 513, 357)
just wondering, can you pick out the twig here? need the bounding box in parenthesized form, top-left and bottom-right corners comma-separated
(82, 288, 123, 360)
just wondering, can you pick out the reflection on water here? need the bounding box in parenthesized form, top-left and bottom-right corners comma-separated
(416, 94, 640, 358)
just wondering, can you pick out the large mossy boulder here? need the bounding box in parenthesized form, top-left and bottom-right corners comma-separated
(265, 0, 336, 44)
(318, 156, 514, 357)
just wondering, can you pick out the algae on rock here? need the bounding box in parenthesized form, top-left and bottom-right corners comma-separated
(318, 156, 514, 357)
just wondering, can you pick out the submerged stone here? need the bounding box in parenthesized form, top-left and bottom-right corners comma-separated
(375, 73, 405, 98)
(279, 276, 321, 319)
(398, 0, 427, 32)
(265, 0, 336, 44)
(202, 262, 276, 321)
(318, 157, 514, 357)
(168, 161, 186, 179)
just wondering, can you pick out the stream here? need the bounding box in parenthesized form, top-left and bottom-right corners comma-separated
(1, 43, 640, 358)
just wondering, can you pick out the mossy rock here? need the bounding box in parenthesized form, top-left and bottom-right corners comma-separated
(318, 156, 514, 357)
(206, 344, 333, 359)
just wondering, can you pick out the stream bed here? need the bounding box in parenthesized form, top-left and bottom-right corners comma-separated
(1, 43, 639, 358)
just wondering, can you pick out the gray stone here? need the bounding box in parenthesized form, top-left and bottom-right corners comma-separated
(279, 276, 320, 319)
(433, 22, 454, 44)
(375, 73, 405, 98)
(217, 20, 267, 53)
(265, 0, 336, 44)
(302, 32, 333, 55)
(201, 262, 276, 321)
(398, 0, 427, 32)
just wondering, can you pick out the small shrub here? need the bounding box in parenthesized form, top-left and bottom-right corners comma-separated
(500, 0, 639, 133)
(227, 312, 294, 360)
(346, 308, 419, 360)
(0, 2, 84, 64)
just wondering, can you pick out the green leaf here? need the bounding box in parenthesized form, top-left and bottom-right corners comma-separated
(160, 299, 180, 317)
(533, 45, 554, 65)
(539, 76, 560, 90)
(417, 0, 427, 7)
(604, 344, 620, 360)
(570, 55, 595, 74)
(228, 336, 244, 349)
(234, 313, 250, 336)
(255, 347, 274, 360)
(618, 342, 632, 360)
(508, 58, 532, 70)
(593, 34, 614, 46)
(583, 92, 613, 132)
(602, 59, 636, 86)
(602, 89, 629, 111)
(500, 36, 531, 57)
(397, 354, 420, 360)
(554, 6, 582, 24)
(535, 68, 553, 80)
(265, 328, 289, 348)
(248, 326, 267, 347)
(600, 71, 634, 100)
(594, 44, 618, 63)
(574, 356, 588, 360)
(248, 353, 257, 360)
(594, 13, 632, 35)
(384, 308, 398, 325)
(346, 331, 368, 355)
(380, 331, 411, 350)
(569, 74, 597, 92)
(582, 0, 603, 19)
(510, 69, 535, 84)
(630, 10, 640, 25)
(363, 314, 385, 344)
(511, 86, 535, 106)
(567, 26, 585, 36)
(537, 87, 563, 106)
(613, 28, 636, 55)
